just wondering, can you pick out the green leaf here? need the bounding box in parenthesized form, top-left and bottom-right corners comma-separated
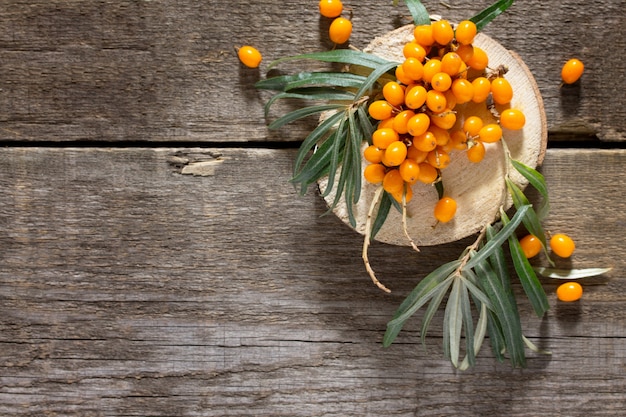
(293, 110, 345, 174)
(262, 88, 355, 117)
(347, 110, 363, 204)
(469, 0, 516, 31)
(459, 279, 476, 367)
(383, 260, 461, 347)
(420, 277, 454, 346)
(464, 204, 530, 270)
(471, 260, 526, 367)
(443, 277, 463, 367)
(504, 214, 550, 317)
(355, 61, 400, 100)
(283, 72, 369, 91)
(356, 105, 375, 142)
(371, 191, 392, 239)
(403, 0, 431, 26)
(459, 303, 488, 371)
(268, 103, 345, 130)
(533, 267, 613, 280)
(320, 117, 348, 198)
(506, 178, 548, 251)
(486, 224, 512, 292)
(267, 49, 397, 70)
(510, 159, 550, 220)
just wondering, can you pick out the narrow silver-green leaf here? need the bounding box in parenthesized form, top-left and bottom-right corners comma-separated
(459, 279, 476, 368)
(293, 110, 345, 173)
(263, 88, 355, 117)
(469, 0, 516, 31)
(268, 49, 397, 70)
(355, 61, 400, 100)
(465, 204, 530, 270)
(403, 0, 431, 26)
(459, 303, 488, 371)
(321, 117, 347, 198)
(371, 191, 392, 239)
(284, 72, 369, 91)
(443, 277, 463, 367)
(533, 267, 613, 280)
(420, 277, 454, 346)
(510, 159, 549, 220)
(268, 103, 344, 130)
(506, 178, 548, 251)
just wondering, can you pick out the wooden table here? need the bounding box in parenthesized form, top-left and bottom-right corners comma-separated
(1, 1, 624, 415)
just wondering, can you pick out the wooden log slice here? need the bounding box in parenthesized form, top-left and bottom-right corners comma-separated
(320, 24, 547, 246)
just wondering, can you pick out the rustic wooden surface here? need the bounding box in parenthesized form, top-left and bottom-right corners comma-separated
(1, 1, 625, 416)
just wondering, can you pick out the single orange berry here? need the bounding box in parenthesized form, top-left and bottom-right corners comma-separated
(377, 117, 395, 130)
(403, 41, 427, 61)
(329, 17, 352, 44)
(422, 59, 442, 83)
(412, 131, 437, 152)
(383, 81, 406, 107)
(451, 79, 474, 104)
(417, 162, 438, 184)
(363, 163, 386, 184)
(382, 169, 404, 193)
(491, 77, 514, 105)
(402, 57, 425, 82)
(399, 158, 421, 184)
(368, 100, 394, 120)
(500, 108, 526, 130)
(393, 110, 415, 134)
(363, 145, 384, 164)
(478, 123, 503, 143)
(440, 52, 462, 76)
(407, 112, 431, 137)
(431, 20, 454, 45)
(455, 20, 477, 45)
(434, 196, 457, 223)
(395, 65, 414, 85)
(372, 128, 399, 150)
(431, 72, 452, 92)
(237, 45, 262, 68)
(384, 141, 408, 167)
(427, 147, 451, 169)
(404, 85, 428, 109)
(466, 140, 485, 163)
(466, 46, 488, 70)
(471, 77, 491, 103)
(556, 282, 583, 302)
(519, 234, 543, 258)
(561, 58, 584, 84)
(318, 0, 343, 18)
(462, 116, 484, 137)
(550, 233, 576, 258)
(413, 25, 435, 47)
(426, 90, 447, 113)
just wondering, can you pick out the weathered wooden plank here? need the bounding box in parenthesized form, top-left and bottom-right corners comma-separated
(0, 0, 624, 143)
(0, 147, 624, 416)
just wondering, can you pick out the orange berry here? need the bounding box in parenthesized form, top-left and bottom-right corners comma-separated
(393, 109, 415, 134)
(556, 282, 583, 302)
(407, 145, 428, 163)
(237, 45, 262, 68)
(403, 41, 427, 61)
(429, 125, 451, 146)
(444, 90, 457, 110)
(430, 110, 456, 130)
(491, 77, 514, 105)
(447, 130, 468, 151)
(550, 233, 576, 258)
(377, 117, 395, 130)
(478, 123, 502, 143)
(462, 116, 483, 137)
(364, 145, 384, 164)
(407, 112, 431, 137)
(382, 169, 404, 193)
(456, 44, 474, 63)
(372, 128, 399, 149)
(455, 20, 477, 45)
(426, 90, 447, 113)
(451, 78, 474, 104)
(404, 85, 428, 109)
(431, 72, 452, 92)
(329, 17, 352, 44)
(434, 197, 457, 222)
(363, 163, 386, 184)
(561, 58, 584, 84)
(471, 77, 491, 103)
(412, 131, 437, 152)
(318, 0, 343, 18)
(402, 57, 424, 81)
(440, 52, 462, 76)
(391, 185, 414, 204)
(383, 81, 406, 107)
(395, 65, 414, 85)
(413, 25, 435, 47)
(500, 108, 526, 130)
(399, 158, 420, 184)
(417, 162, 438, 184)
(466, 140, 485, 163)
(466, 46, 488, 71)
(431, 20, 454, 45)
(384, 141, 408, 167)
(427, 147, 451, 169)
(519, 234, 543, 258)
(422, 59, 442, 83)
(368, 100, 394, 120)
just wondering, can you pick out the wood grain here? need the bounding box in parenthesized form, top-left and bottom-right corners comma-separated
(0, 147, 624, 416)
(0, 0, 624, 143)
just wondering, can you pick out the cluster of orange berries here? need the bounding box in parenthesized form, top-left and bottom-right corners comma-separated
(520, 232, 583, 302)
(319, 0, 353, 44)
(362, 19, 526, 223)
